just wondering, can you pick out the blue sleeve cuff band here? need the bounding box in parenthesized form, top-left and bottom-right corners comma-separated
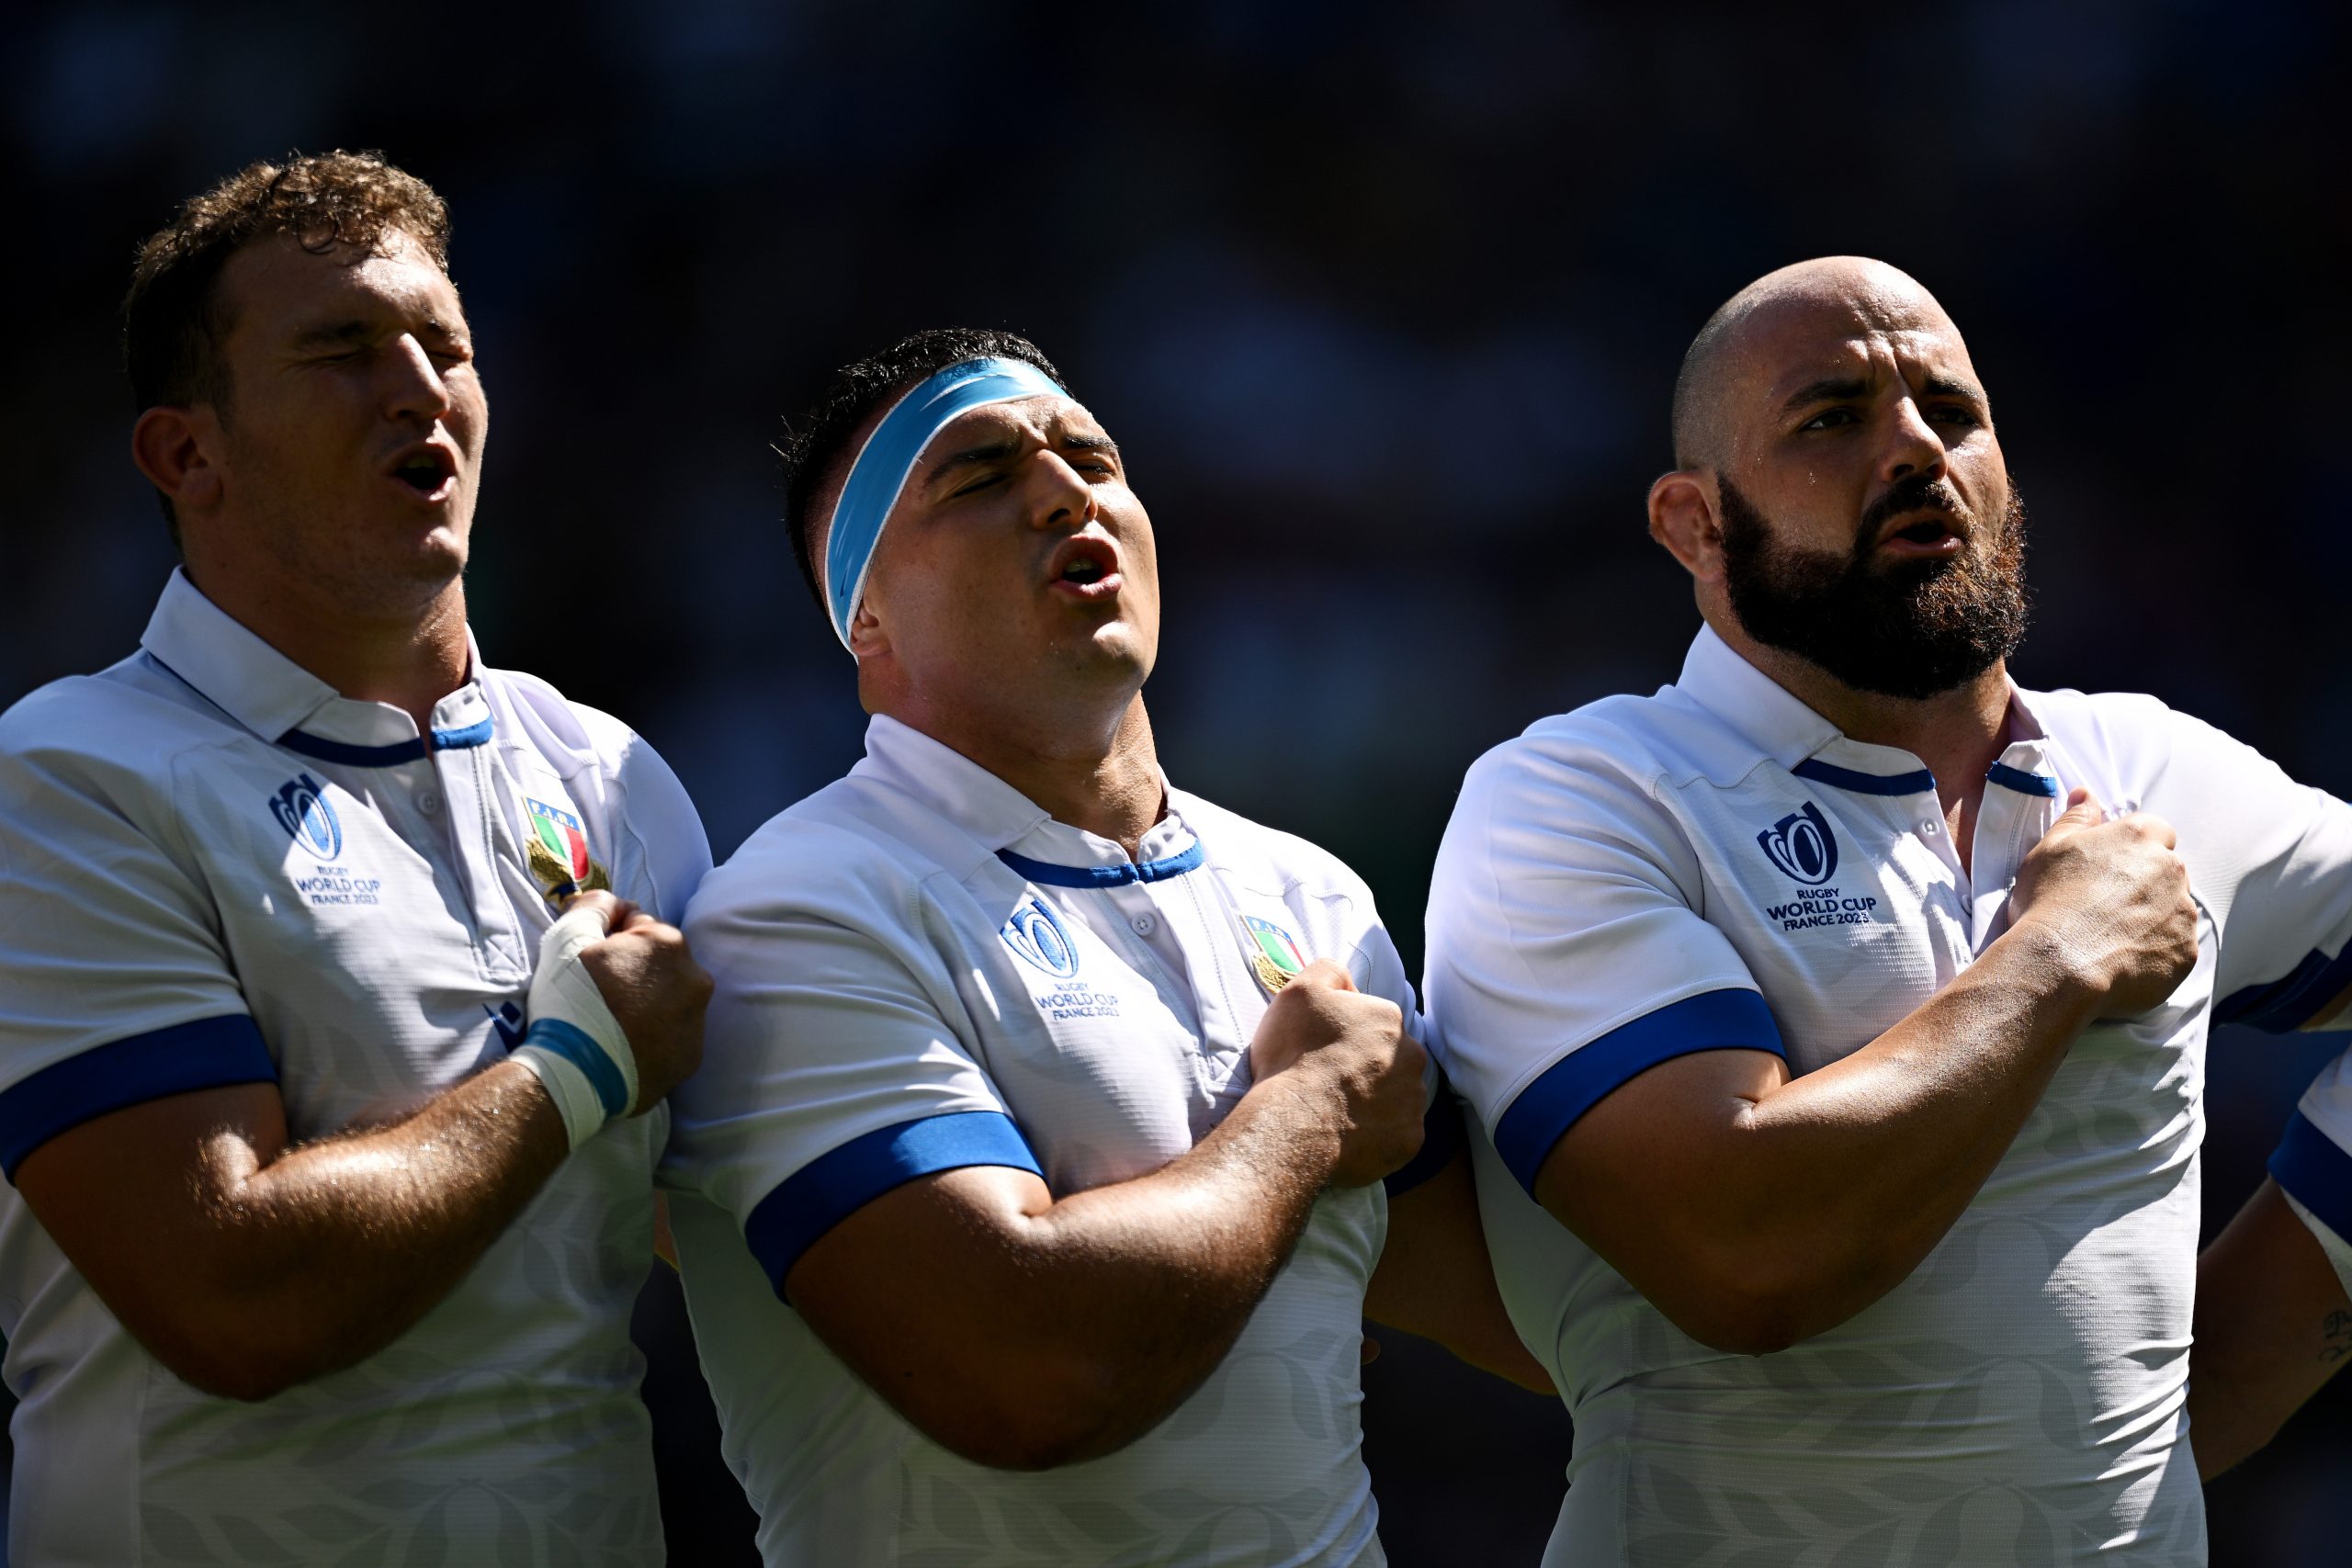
(521, 1018, 630, 1119)
(2218, 943, 2352, 1033)
(2270, 1111, 2352, 1245)
(1385, 1079, 1464, 1199)
(0, 1014, 277, 1179)
(745, 1110, 1044, 1298)
(1492, 987, 1784, 1195)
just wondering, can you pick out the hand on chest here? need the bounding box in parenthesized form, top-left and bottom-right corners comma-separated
(975, 867, 1325, 1179)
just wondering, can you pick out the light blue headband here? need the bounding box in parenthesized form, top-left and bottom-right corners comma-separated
(822, 355, 1065, 650)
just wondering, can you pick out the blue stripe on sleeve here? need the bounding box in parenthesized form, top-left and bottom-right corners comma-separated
(2270, 1111, 2352, 1245)
(1385, 1082, 1464, 1198)
(744, 1111, 1044, 1298)
(1492, 988, 1785, 1196)
(2217, 943, 2352, 1033)
(0, 1015, 278, 1179)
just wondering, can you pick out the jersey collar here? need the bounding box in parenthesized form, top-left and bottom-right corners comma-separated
(139, 569, 492, 762)
(1674, 624, 2063, 798)
(854, 714, 1198, 881)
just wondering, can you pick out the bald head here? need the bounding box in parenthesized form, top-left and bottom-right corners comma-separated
(1670, 257, 1964, 470)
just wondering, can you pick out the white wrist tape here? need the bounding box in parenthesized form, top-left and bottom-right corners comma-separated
(511, 902, 639, 1150)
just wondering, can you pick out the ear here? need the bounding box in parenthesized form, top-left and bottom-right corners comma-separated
(1647, 468, 1725, 585)
(131, 405, 224, 517)
(845, 594, 889, 661)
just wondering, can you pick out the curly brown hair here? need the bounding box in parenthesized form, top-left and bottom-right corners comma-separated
(123, 150, 451, 416)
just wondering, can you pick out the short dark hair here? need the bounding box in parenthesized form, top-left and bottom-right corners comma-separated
(779, 327, 1065, 608)
(123, 151, 451, 536)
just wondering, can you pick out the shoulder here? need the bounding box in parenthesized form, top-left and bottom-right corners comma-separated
(686, 780, 942, 939)
(0, 658, 223, 790)
(1176, 789, 1372, 905)
(2031, 683, 2284, 795)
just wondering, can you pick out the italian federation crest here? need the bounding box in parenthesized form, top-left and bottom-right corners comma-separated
(524, 796, 611, 903)
(1242, 916, 1306, 995)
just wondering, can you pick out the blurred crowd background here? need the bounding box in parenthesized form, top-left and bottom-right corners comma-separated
(6, 0, 2349, 1562)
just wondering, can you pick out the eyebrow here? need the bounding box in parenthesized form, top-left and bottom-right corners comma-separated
(1780, 377, 1870, 416)
(922, 430, 1120, 488)
(289, 314, 465, 351)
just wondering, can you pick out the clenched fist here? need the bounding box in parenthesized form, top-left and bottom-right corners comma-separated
(2010, 789, 2199, 1020)
(562, 890, 712, 1113)
(1248, 961, 1428, 1187)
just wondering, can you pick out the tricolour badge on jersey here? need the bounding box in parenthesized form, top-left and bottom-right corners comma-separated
(1242, 916, 1306, 994)
(524, 796, 611, 903)
(268, 773, 342, 861)
(1001, 897, 1081, 978)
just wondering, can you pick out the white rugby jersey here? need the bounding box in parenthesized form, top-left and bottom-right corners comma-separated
(662, 715, 1448, 1568)
(1425, 625, 2352, 1567)
(0, 570, 709, 1565)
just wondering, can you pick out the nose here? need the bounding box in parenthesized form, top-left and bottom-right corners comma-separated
(382, 335, 454, 425)
(1878, 394, 1946, 486)
(1023, 448, 1097, 531)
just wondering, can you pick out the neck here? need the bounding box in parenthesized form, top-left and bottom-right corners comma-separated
(182, 560, 471, 737)
(1714, 616, 2016, 814)
(882, 687, 1166, 857)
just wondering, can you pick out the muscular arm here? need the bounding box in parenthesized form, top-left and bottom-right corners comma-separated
(12, 893, 706, 1404)
(1534, 793, 2194, 1355)
(784, 965, 1424, 1471)
(1365, 1145, 1553, 1392)
(15, 1065, 567, 1402)
(2189, 1179, 2352, 1477)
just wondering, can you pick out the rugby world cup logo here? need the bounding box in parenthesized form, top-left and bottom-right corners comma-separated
(1757, 801, 1838, 886)
(1001, 897, 1080, 978)
(268, 773, 343, 861)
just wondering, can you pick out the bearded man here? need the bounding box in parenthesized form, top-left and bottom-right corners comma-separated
(1423, 256, 2352, 1564)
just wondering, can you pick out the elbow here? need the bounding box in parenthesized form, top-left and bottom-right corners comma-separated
(140, 1308, 333, 1404)
(915, 1360, 1141, 1472)
(1642, 1247, 1849, 1358)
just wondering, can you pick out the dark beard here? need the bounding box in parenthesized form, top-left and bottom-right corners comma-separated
(1717, 473, 2030, 701)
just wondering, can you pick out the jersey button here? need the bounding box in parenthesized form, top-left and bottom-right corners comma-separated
(1919, 818, 1939, 836)
(418, 790, 443, 815)
(1130, 914, 1156, 935)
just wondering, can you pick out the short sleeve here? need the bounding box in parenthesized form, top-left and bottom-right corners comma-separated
(1423, 733, 1782, 1196)
(0, 735, 274, 1178)
(605, 729, 714, 927)
(1329, 875, 1455, 1198)
(661, 836, 1041, 1295)
(2153, 711, 2352, 1032)
(2269, 1050, 2352, 1285)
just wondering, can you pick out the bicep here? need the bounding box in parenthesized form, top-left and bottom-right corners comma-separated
(1532, 1045, 1789, 1293)
(13, 1081, 288, 1357)
(783, 1162, 1061, 1454)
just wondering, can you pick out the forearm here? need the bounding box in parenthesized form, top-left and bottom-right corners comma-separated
(1558, 919, 2102, 1351)
(187, 1062, 569, 1393)
(1738, 921, 2098, 1300)
(981, 1073, 1343, 1457)
(2190, 1179, 2352, 1477)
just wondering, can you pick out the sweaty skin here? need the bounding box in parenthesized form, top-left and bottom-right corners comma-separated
(1522, 258, 2203, 1355)
(17, 228, 709, 1403)
(780, 385, 1542, 1470)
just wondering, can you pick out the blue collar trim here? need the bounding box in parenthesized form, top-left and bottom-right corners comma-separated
(997, 840, 1204, 888)
(1986, 761, 2061, 797)
(280, 715, 494, 767)
(1792, 757, 1937, 796)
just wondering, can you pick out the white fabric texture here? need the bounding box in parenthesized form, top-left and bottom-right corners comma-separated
(1425, 624, 2352, 1568)
(0, 570, 711, 1565)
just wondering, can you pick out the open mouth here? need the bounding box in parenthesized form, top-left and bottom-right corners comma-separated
(1876, 512, 1966, 554)
(1048, 536, 1123, 596)
(389, 446, 458, 499)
